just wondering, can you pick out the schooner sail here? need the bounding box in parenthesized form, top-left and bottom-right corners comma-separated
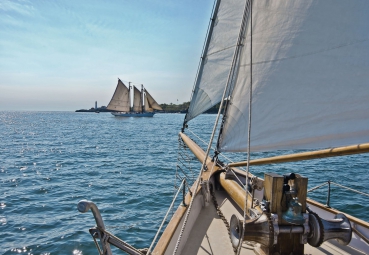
(107, 79, 162, 117)
(144, 89, 163, 112)
(106, 79, 131, 112)
(132, 86, 142, 112)
(217, 1, 369, 152)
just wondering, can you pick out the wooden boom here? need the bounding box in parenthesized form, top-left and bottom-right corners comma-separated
(228, 143, 369, 167)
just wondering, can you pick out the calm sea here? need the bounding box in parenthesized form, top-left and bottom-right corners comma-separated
(1, 112, 368, 254)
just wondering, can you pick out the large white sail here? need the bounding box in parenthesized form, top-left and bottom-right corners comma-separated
(218, 0, 369, 152)
(185, 0, 246, 122)
(132, 86, 142, 112)
(144, 89, 162, 111)
(106, 79, 131, 112)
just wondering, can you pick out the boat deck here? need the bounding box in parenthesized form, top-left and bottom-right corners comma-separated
(181, 189, 366, 255)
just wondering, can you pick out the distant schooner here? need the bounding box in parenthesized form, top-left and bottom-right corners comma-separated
(106, 78, 162, 117)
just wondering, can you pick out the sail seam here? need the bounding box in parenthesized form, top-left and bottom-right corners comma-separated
(240, 38, 369, 66)
(205, 44, 237, 57)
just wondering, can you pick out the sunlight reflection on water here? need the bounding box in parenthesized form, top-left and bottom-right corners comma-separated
(0, 111, 368, 254)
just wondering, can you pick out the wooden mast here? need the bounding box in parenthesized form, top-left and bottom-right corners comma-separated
(141, 84, 144, 113)
(228, 143, 369, 167)
(128, 82, 131, 113)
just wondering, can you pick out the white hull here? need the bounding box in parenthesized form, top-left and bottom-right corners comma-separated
(111, 112, 155, 117)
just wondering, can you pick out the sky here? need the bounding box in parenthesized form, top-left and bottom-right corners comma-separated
(0, 0, 214, 111)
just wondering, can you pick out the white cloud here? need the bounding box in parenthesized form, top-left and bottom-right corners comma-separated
(0, 0, 35, 17)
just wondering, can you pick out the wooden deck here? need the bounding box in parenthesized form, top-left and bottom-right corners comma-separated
(181, 188, 367, 255)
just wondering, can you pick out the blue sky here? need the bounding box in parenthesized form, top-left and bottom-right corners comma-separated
(0, 0, 214, 111)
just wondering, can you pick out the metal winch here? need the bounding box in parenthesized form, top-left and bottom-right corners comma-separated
(229, 172, 352, 254)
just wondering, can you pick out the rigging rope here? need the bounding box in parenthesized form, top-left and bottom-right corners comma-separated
(173, 159, 217, 254)
(187, 128, 253, 189)
(177, 135, 195, 183)
(308, 181, 369, 197)
(174, 0, 251, 247)
(187, 127, 243, 166)
(238, 0, 253, 254)
(331, 181, 369, 197)
(187, 128, 251, 198)
(188, 128, 249, 195)
(307, 182, 329, 193)
(147, 179, 186, 255)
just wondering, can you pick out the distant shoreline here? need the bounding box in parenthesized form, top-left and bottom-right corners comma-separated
(75, 102, 221, 114)
(75, 108, 113, 113)
(75, 109, 186, 114)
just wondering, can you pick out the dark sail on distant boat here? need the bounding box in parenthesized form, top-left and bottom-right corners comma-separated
(106, 78, 162, 117)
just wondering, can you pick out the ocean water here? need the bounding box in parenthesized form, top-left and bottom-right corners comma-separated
(1, 112, 368, 255)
